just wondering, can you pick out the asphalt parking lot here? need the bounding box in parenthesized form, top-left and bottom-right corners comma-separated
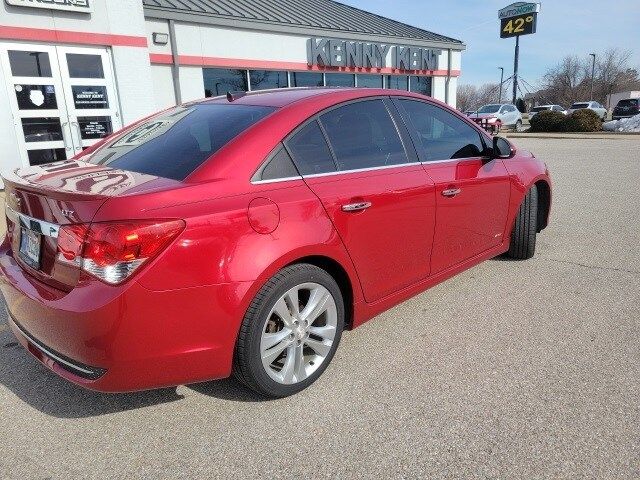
(1, 138, 639, 479)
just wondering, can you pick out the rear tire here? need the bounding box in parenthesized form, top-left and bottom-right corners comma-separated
(507, 185, 538, 260)
(515, 119, 523, 132)
(233, 264, 344, 398)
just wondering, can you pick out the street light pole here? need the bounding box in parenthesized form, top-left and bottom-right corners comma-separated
(589, 53, 596, 101)
(498, 67, 504, 103)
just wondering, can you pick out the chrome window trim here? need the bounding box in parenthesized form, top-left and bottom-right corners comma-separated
(5, 205, 60, 238)
(421, 156, 487, 165)
(251, 175, 303, 185)
(304, 161, 422, 179)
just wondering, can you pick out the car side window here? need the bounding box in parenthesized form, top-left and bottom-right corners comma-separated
(285, 120, 337, 175)
(254, 145, 300, 181)
(319, 99, 408, 171)
(499, 106, 507, 113)
(395, 99, 485, 161)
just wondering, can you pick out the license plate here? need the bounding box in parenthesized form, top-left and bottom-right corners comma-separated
(19, 227, 41, 269)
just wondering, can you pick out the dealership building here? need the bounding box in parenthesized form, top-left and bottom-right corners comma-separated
(0, 0, 464, 181)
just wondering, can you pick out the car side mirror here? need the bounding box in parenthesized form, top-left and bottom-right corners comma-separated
(492, 136, 515, 159)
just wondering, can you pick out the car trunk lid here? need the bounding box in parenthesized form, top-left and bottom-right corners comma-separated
(3, 159, 176, 290)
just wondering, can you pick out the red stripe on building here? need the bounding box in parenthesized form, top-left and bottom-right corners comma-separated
(0, 25, 148, 47)
(149, 53, 461, 77)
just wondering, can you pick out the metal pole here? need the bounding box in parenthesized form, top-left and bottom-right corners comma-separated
(498, 67, 504, 103)
(589, 53, 596, 101)
(512, 36, 519, 104)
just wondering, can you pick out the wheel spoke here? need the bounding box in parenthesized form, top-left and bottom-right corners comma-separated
(262, 328, 291, 350)
(301, 287, 329, 324)
(273, 298, 294, 328)
(304, 338, 331, 357)
(262, 337, 291, 365)
(308, 325, 336, 341)
(280, 344, 296, 383)
(284, 288, 300, 317)
(293, 343, 306, 381)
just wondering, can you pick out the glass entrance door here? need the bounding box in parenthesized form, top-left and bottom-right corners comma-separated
(0, 43, 121, 167)
(57, 46, 121, 156)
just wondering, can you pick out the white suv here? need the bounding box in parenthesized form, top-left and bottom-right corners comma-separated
(568, 101, 607, 120)
(471, 104, 523, 131)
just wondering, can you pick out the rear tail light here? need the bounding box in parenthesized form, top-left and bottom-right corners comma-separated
(56, 219, 185, 285)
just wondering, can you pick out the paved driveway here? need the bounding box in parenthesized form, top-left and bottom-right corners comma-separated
(1, 138, 638, 479)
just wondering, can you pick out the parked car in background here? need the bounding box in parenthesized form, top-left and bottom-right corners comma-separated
(1, 88, 551, 398)
(464, 110, 477, 116)
(469, 104, 523, 131)
(529, 105, 567, 118)
(612, 98, 640, 120)
(568, 101, 607, 120)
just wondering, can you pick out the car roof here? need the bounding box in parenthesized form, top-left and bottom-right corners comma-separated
(198, 87, 360, 108)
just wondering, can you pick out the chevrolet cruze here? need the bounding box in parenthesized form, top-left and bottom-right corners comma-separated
(1, 88, 551, 398)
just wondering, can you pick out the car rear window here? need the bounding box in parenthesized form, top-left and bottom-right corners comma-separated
(571, 103, 589, 109)
(617, 99, 639, 107)
(85, 103, 276, 180)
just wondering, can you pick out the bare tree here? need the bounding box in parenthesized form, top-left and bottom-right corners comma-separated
(457, 83, 506, 112)
(541, 49, 640, 107)
(457, 84, 478, 112)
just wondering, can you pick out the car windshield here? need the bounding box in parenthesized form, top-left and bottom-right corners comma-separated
(571, 103, 589, 109)
(531, 107, 549, 113)
(617, 99, 638, 107)
(477, 104, 501, 114)
(85, 103, 276, 180)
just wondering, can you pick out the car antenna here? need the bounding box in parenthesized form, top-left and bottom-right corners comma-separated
(227, 91, 246, 102)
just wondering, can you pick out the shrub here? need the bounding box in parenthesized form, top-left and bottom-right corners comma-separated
(529, 108, 603, 132)
(529, 110, 566, 132)
(564, 109, 602, 132)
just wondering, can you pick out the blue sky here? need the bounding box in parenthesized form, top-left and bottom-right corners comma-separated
(340, 0, 640, 89)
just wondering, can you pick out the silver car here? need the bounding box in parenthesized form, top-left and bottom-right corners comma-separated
(568, 101, 607, 120)
(471, 104, 523, 131)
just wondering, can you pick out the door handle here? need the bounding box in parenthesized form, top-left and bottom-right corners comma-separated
(341, 201, 372, 212)
(71, 121, 83, 152)
(441, 188, 461, 197)
(61, 122, 72, 152)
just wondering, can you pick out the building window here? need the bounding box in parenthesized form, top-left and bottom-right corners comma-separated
(249, 70, 287, 90)
(203, 68, 248, 97)
(386, 75, 409, 90)
(325, 73, 355, 87)
(9, 50, 52, 77)
(409, 76, 432, 96)
(291, 72, 323, 87)
(356, 74, 383, 88)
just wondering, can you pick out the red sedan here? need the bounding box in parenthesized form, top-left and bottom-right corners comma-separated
(1, 88, 551, 398)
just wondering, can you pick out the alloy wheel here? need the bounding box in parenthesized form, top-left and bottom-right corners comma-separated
(260, 282, 338, 385)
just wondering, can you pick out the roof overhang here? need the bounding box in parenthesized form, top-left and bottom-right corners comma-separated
(143, 7, 466, 51)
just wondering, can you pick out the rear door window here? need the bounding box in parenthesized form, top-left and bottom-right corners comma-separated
(617, 99, 638, 107)
(86, 103, 275, 180)
(285, 120, 337, 175)
(319, 99, 408, 171)
(395, 99, 485, 161)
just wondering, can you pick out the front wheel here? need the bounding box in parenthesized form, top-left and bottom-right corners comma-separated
(507, 185, 538, 260)
(514, 119, 523, 132)
(233, 264, 344, 398)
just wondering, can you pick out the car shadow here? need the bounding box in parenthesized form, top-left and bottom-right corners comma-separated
(0, 326, 266, 419)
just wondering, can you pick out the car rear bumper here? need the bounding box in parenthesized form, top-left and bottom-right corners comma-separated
(612, 114, 637, 120)
(0, 240, 252, 392)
